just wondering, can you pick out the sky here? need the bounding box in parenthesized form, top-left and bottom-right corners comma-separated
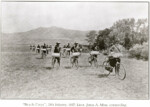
(2, 2, 148, 33)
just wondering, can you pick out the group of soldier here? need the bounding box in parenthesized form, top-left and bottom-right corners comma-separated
(30, 42, 84, 54)
(29, 42, 84, 67)
(30, 43, 52, 54)
(29, 40, 124, 77)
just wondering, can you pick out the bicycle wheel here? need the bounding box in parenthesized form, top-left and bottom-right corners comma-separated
(52, 57, 55, 68)
(94, 57, 98, 68)
(102, 61, 111, 76)
(70, 57, 74, 67)
(74, 58, 79, 69)
(42, 52, 44, 59)
(63, 52, 66, 58)
(66, 51, 70, 57)
(44, 53, 46, 58)
(115, 63, 126, 80)
(62, 51, 66, 58)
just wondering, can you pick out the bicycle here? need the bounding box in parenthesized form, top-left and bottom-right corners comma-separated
(102, 55, 126, 80)
(88, 55, 98, 67)
(62, 48, 67, 57)
(51, 53, 61, 68)
(88, 51, 99, 67)
(41, 48, 47, 59)
(65, 48, 71, 57)
(36, 48, 40, 54)
(70, 52, 81, 69)
(32, 47, 36, 52)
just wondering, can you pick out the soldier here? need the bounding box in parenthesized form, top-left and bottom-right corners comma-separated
(53, 42, 61, 66)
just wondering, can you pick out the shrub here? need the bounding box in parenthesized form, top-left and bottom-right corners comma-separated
(129, 42, 148, 60)
(141, 43, 148, 60)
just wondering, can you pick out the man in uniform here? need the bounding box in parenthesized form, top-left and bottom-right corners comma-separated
(53, 42, 61, 66)
(36, 44, 41, 53)
(89, 43, 99, 64)
(66, 43, 71, 56)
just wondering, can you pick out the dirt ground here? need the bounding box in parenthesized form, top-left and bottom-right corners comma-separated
(0, 48, 148, 100)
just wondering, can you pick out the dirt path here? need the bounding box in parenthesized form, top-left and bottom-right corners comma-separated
(1, 52, 148, 99)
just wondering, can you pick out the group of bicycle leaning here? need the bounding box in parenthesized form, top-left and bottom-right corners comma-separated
(30, 41, 126, 80)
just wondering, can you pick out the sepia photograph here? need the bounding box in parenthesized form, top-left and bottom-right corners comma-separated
(1, 0, 149, 100)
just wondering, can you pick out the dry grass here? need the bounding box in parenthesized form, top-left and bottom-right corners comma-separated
(0, 46, 148, 100)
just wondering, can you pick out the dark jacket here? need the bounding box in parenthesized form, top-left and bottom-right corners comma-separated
(71, 46, 79, 52)
(54, 45, 61, 53)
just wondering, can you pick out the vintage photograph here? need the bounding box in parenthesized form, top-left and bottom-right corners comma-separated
(1, 1, 148, 100)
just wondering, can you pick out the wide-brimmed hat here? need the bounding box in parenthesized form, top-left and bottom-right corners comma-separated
(56, 42, 60, 44)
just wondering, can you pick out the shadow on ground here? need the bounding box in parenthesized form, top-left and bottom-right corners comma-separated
(43, 67, 53, 70)
(97, 74, 109, 78)
(78, 65, 91, 68)
(64, 66, 72, 69)
(36, 57, 43, 59)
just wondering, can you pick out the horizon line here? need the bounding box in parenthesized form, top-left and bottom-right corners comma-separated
(2, 26, 102, 34)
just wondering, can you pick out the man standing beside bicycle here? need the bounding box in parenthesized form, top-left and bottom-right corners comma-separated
(106, 41, 123, 72)
(66, 43, 71, 56)
(71, 42, 80, 54)
(36, 44, 41, 54)
(41, 43, 47, 59)
(70, 42, 81, 68)
(102, 40, 126, 80)
(88, 42, 99, 67)
(52, 42, 61, 67)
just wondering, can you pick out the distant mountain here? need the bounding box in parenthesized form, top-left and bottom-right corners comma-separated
(2, 26, 89, 45)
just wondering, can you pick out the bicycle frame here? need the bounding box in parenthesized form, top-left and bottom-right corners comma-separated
(52, 56, 60, 68)
(70, 56, 79, 69)
(103, 56, 126, 80)
(88, 54, 98, 67)
(41, 50, 47, 58)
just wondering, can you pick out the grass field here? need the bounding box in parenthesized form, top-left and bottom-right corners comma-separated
(0, 45, 148, 100)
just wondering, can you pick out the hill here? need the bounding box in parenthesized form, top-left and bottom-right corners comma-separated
(2, 26, 89, 45)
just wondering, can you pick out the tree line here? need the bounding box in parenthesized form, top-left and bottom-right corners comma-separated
(86, 18, 148, 51)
